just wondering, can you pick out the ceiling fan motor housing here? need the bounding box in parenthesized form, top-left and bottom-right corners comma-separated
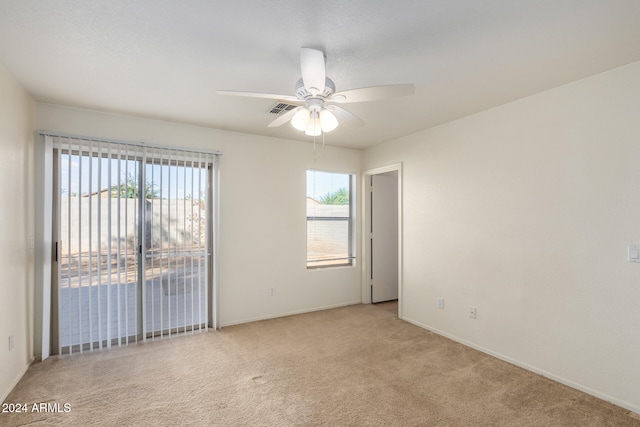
(295, 77, 336, 100)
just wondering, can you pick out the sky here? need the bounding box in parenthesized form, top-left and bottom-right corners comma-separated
(306, 170, 350, 200)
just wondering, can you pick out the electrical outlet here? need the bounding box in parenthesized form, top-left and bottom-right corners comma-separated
(469, 306, 477, 319)
(437, 297, 445, 310)
(269, 288, 276, 296)
(9, 335, 14, 351)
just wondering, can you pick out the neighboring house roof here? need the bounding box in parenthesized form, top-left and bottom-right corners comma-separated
(82, 188, 111, 197)
(306, 197, 349, 218)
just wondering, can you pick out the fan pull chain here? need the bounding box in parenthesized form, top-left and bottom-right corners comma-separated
(311, 131, 327, 164)
(313, 134, 317, 162)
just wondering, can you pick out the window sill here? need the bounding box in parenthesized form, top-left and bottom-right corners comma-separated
(306, 263, 355, 271)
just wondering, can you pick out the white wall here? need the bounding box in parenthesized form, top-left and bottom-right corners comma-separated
(0, 65, 35, 401)
(363, 60, 640, 412)
(36, 104, 362, 330)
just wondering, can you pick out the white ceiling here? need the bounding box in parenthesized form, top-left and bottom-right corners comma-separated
(1, 1, 640, 149)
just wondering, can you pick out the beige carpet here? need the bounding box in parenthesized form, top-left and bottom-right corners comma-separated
(2, 302, 639, 426)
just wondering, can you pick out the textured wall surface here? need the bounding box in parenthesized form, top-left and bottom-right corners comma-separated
(0, 64, 35, 401)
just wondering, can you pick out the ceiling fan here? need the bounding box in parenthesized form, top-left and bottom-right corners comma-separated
(217, 47, 415, 136)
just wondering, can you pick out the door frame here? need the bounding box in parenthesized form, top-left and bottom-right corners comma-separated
(361, 163, 403, 319)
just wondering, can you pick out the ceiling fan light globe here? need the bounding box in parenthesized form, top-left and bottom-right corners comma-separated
(305, 112, 322, 136)
(291, 108, 310, 131)
(305, 127, 322, 136)
(319, 109, 338, 132)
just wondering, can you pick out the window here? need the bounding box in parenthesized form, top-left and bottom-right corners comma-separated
(306, 170, 354, 268)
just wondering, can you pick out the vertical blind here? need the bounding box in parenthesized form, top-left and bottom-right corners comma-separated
(49, 134, 219, 355)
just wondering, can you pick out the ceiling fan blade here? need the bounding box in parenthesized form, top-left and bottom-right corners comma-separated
(267, 107, 301, 128)
(216, 90, 301, 103)
(300, 47, 325, 95)
(326, 105, 365, 128)
(330, 84, 415, 104)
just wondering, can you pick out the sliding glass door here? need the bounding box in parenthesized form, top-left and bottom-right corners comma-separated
(51, 137, 217, 355)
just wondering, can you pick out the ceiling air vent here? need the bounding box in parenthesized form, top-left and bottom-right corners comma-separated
(269, 102, 297, 115)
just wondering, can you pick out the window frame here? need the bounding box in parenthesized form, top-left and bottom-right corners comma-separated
(306, 170, 355, 269)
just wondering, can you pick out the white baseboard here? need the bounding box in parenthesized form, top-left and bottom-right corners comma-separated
(401, 316, 640, 416)
(1, 358, 33, 404)
(220, 301, 362, 327)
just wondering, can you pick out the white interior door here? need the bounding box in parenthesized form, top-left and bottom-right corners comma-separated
(371, 173, 399, 303)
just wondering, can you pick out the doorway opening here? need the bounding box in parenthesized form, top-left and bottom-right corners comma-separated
(362, 164, 402, 318)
